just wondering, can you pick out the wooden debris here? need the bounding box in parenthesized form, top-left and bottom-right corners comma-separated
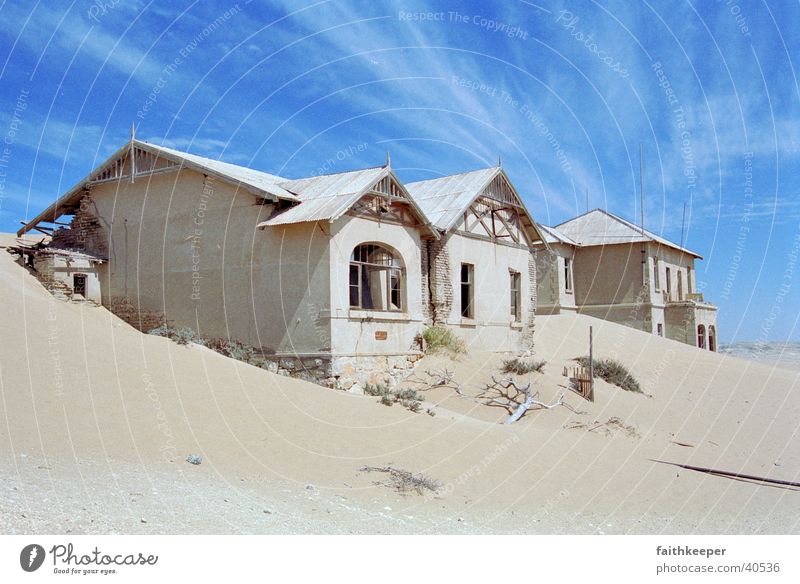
(563, 365, 594, 401)
(649, 459, 800, 490)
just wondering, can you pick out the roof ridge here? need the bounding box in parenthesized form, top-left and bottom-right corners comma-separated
(138, 139, 289, 180)
(405, 165, 499, 186)
(281, 164, 386, 183)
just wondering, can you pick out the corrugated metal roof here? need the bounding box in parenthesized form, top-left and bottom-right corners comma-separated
(405, 167, 499, 231)
(17, 139, 300, 236)
(555, 209, 701, 258)
(537, 223, 577, 246)
(259, 167, 439, 238)
(259, 167, 387, 226)
(141, 141, 298, 201)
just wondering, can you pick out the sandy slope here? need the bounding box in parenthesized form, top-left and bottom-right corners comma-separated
(1, 233, 798, 534)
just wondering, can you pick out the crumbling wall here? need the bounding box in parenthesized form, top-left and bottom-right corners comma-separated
(427, 236, 452, 325)
(107, 296, 168, 332)
(523, 251, 537, 346)
(420, 240, 430, 323)
(50, 193, 108, 258)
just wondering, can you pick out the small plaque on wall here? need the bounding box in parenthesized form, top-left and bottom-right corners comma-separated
(375, 330, 388, 340)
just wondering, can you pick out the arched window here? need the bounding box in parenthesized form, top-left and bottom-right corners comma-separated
(697, 325, 706, 349)
(708, 326, 716, 352)
(349, 244, 404, 311)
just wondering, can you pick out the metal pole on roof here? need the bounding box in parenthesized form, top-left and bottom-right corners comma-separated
(589, 326, 594, 396)
(130, 121, 136, 184)
(680, 202, 686, 251)
(639, 143, 645, 233)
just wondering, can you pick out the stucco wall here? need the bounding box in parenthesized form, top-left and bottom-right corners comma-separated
(89, 168, 332, 354)
(665, 303, 695, 345)
(648, 244, 697, 305)
(328, 215, 426, 356)
(573, 243, 648, 307)
(436, 231, 532, 351)
(534, 242, 576, 314)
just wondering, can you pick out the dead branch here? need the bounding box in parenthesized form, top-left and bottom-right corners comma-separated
(479, 375, 569, 424)
(405, 368, 465, 398)
(359, 465, 441, 495)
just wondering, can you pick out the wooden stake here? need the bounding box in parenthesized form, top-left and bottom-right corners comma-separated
(589, 326, 594, 394)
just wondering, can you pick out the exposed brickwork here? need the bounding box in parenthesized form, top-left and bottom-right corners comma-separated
(420, 241, 430, 323)
(427, 235, 452, 325)
(107, 296, 168, 332)
(50, 194, 108, 258)
(523, 251, 537, 345)
(29, 255, 73, 301)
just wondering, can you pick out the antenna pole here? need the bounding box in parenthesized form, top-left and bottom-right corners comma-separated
(585, 187, 589, 213)
(680, 201, 686, 250)
(130, 121, 136, 184)
(639, 143, 645, 233)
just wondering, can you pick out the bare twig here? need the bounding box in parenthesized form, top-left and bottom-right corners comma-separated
(479, 375, 569, 424)
(405, 368, 465, 397)
(359, 465, 441, 495)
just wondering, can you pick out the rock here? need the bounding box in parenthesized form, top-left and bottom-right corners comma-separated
(140, 518, 147, 524)
(185, 454, 203, 465)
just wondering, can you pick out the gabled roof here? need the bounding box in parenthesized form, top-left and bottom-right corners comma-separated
(405, 166, 547, 246)
(555, 208, 701, 258)
(258, 165, 438, 238)
(18, 139, 297, 236)
(140, 142, 297, 201)
(537, 223, 577, 246)
(405, 167, 499, 231)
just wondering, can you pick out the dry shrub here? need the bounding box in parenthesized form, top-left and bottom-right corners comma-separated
(501, 357, 546, 375)
(576, 356, 642, 393)
(360, 465, 441, 496)
(421, 326, 466, 355)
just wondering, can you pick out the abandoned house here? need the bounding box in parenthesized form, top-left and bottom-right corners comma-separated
(405, 167, 546, 351)
(534, 208, 718, 351)
(14, 138, 548, 387)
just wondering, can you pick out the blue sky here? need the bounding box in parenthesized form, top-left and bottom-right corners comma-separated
(0, 0, 798, 342)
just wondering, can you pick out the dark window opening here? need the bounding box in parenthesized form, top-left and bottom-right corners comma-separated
(73, 273, 87, 297)
(665, 267, 672, 301)
(564, 258, 573, 292)
(460, 263, 474, 319)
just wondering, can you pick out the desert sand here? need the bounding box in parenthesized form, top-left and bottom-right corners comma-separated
(0, 233, 797, 534)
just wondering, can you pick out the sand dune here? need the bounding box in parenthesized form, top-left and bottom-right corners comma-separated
(1, 233, 797, 534)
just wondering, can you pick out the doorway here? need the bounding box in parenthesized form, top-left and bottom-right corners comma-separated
(73, 274, 87, 297)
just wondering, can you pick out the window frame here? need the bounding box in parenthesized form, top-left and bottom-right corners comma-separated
(348, 244, 405, 313)
(564, 257, 573, 293)
(460, 263, 475, 319)
(653, 257, 660, 291)
(509, 270, 521, 322)
(665, 267, 672, 302)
